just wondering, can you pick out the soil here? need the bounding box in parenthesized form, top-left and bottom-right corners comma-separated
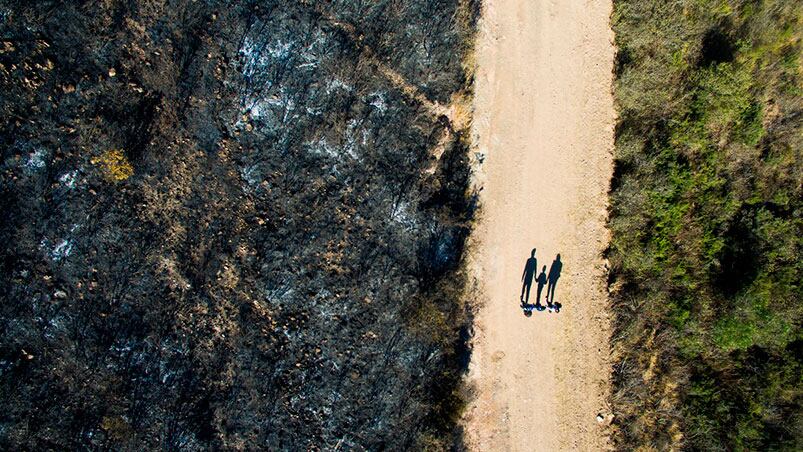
(464, 0, 617, 450)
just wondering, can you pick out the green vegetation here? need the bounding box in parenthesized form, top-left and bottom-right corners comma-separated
(609, 0, 802, 449)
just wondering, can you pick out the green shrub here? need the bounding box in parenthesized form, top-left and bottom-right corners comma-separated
(609, 0, 803, 449)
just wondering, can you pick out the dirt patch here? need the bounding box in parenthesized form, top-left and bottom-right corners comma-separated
(464, 0, 616, 450)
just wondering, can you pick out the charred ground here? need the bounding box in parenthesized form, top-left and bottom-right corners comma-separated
(0, 0, 479, 449)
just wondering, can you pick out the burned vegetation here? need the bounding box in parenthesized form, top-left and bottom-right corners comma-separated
(0, 0, 479, 449)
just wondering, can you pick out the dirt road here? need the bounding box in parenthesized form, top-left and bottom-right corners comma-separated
(464, 0, 616, 450)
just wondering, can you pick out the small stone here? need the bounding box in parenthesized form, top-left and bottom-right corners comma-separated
(54, 290, 67, 299)
(596, 413, 605, 423)
(108, 67, 116, 77)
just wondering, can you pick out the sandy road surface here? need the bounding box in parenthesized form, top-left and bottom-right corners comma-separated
(464, 0, 616, 450)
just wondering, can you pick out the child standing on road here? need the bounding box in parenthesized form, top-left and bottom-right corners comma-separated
(535, 266, 547, 311)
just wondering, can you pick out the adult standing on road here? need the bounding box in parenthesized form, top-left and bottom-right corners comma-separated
(546, 254, 562, 304)
(520, 248, 538, 303)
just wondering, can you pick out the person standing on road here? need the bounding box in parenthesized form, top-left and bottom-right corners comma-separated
(546, 254, 562, 306)
(520, 248, 537, 303)
(534, 265, 547, 310)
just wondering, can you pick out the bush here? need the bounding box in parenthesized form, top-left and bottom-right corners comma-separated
(609, 0, 802, 449)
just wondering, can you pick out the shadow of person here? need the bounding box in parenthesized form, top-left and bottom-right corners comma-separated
(534, 265, 547, 311)
(520, 248, 537, 304)
(546, 254, 563, 311)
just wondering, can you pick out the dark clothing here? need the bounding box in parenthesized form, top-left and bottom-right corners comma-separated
(520, 257, 537, 302)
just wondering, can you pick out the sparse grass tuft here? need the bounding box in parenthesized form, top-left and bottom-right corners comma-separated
(91, 149, 133, 182)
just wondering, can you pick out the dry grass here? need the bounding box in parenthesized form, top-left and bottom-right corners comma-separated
(91, 149, 133, 182)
